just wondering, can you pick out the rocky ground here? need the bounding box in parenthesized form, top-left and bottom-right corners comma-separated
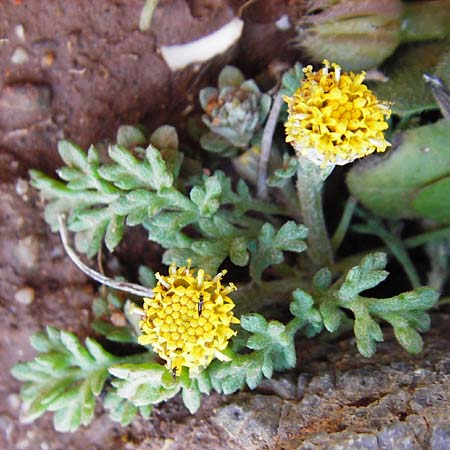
(0, 1, 449, 449)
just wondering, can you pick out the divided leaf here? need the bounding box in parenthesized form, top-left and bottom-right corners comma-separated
(109, 363, 180, 407)
(11, 327, 119, 432)
(250, 221, 307, 281)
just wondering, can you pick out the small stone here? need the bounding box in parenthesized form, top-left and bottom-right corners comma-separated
(41, 51, 55, 67)
(14, 235, 39, 269)
(7, 393, 21, 410)
(15, 178, 29, 196)
(0, 415, 14, 441)
(14, 24, 26, 41)
(14, 287, 35, 305)
(11, 47, 29, 64)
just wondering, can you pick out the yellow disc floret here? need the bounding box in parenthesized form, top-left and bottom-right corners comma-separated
(284, 60, 391, 166)
(138, 261, 239, 375)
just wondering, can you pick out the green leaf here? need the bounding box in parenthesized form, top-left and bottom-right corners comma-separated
(138, 265, 156, 288)
(145, 144, 174, 189)
(338, 253, 389, 301)
(392, 325, 423, 354)
(312, 268, 332, 290)
(29, 331, 53, 353)
(366, 287, 439, 314)
(353, 306, 384, 358)
(108, 145, 155, 189)
(200, 132, 236, 155)
(190, 240, 229, 270)
(109, 363, 180, 407)
(347, 120, 450, 222)
(181, 385, 202, 414)
(150, 125, 179, 151)
(91, 320, 135, 343)
(246, 333, 272, 350)
(229, 237, 249, 266)
(11, 328, 118, 431)
(280, 63, 304, 97)
(190, 176, 222, 217)
(290, 289, 314, 318)
(117, 125, 147, 148)
(273, 221, 308, 252)
(319, 301, 342, 333)
(267, 155, 298, 187)
(412, 177, 450, 224)
(218, 65, 245, 89)
(240, 314, 267, 333)
(250, 221, 307, 281)
(104, 214, 124, 252)
(59, 331, 95, 369)
(104, 392, 138, 426)
(199, 87, 218, 110)
(58, 140, 87, 171)
(371, 40, 450, 116)
(210, 354, 263, 394)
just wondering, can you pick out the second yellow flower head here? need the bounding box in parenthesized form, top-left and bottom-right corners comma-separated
(284, 60, 391, 167)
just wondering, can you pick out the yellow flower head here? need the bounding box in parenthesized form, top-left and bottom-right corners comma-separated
(284, 60, 391, 166)
(138, 261, 239, 375)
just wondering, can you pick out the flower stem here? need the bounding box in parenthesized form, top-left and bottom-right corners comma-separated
(296, 156, 333, 267)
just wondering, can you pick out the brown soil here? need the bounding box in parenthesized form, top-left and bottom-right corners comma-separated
(0, 0, 297, 172)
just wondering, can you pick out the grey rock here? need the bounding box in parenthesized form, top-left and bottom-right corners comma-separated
(297, 431, 379, 450)
(210, 316, 450, 449)
(430, 422, 450, 450)
(212, 394, 283, 449)
(378, 422, 422, 450)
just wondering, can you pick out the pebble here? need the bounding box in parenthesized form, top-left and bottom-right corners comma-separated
(11, 47, 29, 64)
(0, 415, 14, 441)
(7, 393, 21, 410)
(13, 235, 39, 269)
(15, 178, 29, 196)
(14, 287, 35, 305)
(14, 24, 26, 41)
(41, 51, 55, 67)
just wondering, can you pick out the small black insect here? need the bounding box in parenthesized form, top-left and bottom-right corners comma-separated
(198, 293, 204, 316)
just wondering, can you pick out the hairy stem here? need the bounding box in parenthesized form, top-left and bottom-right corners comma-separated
(296, 157, 334, 267)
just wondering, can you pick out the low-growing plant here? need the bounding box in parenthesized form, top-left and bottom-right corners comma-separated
(12, 56, 450, 432)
